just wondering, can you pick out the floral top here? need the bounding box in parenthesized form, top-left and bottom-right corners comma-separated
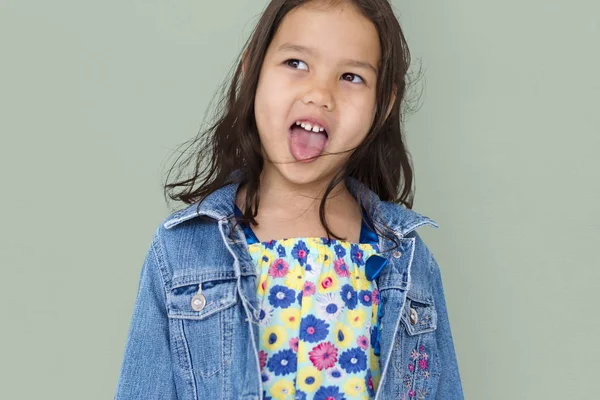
(235, 205, 384, 400)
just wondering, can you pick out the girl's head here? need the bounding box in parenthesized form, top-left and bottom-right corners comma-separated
(165, 0, 418, 243)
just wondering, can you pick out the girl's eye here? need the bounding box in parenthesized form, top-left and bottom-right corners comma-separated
(341, 72, 364, 84)
(285, 59, 365, 84)
(285, 59, 308, 70)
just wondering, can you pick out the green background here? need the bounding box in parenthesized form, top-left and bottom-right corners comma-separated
(1, 1, 598, 398)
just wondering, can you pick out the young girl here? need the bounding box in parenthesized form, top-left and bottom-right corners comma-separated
(115, 0, 463, 399)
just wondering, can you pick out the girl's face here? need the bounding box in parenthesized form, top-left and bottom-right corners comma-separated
(253, 2, 381, 188)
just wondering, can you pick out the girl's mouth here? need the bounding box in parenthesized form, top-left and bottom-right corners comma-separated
(288, 123, 329, 163)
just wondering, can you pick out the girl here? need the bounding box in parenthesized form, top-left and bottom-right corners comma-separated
(115, 0, 463, 399)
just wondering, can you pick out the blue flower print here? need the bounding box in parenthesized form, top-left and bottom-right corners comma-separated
(333, 243, 346, 258)
(314, 386, 346, 400)
(297, 290, 303, 306)
(262, 391, 272, 400)
(339, 347, 367, 373)
(340, 284, 358, 310)
(299, 314, 329, 343)
(370, 324, 379, 347)
(295, 390, 307, 400)
(292, 241, 310, 266)
(277, 244, 286, 258)
(365, 369, 376, 397)
(358, 290, 373, 306)
(267, 349, 297, 376)
(264, 240, 276, 250)
(350, 244, 365, 266)
(268, 285, 296, 308)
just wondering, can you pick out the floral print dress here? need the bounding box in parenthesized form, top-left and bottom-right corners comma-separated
(235, 205, 383, 400)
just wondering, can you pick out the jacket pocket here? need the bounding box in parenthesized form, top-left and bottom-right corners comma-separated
(401, 295, 437, 336)
(167, 272, 238, 379)
(397, 294, 439, 399)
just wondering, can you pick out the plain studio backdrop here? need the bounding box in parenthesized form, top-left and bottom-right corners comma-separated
(1, 1, 598, 399)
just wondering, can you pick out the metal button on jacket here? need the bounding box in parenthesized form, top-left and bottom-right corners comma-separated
(409, 307, 418, 325)
(393, 250, 402, 258)
(191, 293, 206, 311)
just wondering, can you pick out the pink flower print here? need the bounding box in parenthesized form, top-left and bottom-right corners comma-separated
(308, 341, 338, 370)
(419, 345, 425, 352)
(333, 259, 350, 277)
(410, 349, 420, 360)
(421, 352, 428, 360)
(408, 363, 415, 372)
(320, 276, 334, 290)
(357, 335, 369, 350)
(408, 389, 416, 398)
(372, 288, 379, 305)
(367, 375, 374, 391)
(258, 350, 267, 370)
(289, 337, 299, 352)
(418, 358, 428, 370)
(269, 259, 288, 277)
(303, 281, 316, 296)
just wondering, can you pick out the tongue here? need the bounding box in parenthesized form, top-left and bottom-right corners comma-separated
(289, 126, 328, 161)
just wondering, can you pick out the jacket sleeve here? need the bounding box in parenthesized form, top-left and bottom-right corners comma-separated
(431, 253, 465, 399)
(114, 235, 178, 400)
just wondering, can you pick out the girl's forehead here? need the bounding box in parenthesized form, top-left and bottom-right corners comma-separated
(269, 3, 381, 67)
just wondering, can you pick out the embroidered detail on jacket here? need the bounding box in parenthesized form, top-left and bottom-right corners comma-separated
(406, 344, 431, 398)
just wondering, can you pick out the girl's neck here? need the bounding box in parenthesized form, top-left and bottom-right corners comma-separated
(235, 175, 363, 243)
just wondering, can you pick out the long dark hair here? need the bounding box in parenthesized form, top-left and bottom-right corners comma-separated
(163, 0, 422, 250)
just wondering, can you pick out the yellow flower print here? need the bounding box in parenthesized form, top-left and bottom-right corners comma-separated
(284, 264, 304, 291)
(297, 340, 308, 363)
(315, 244, 334, 268)
(350, 265, 371, 291)
(358, 243, 374, 253)
(262, 326, 288, 351)
(297, 365, 323, 393)
(347, 308, 367, 328)
(317, 269, 340, 294)
(258, 248, 275, 267)
(257, 271, 269, 297)
(280, 308, 301, 330)
(307, 237, 322, 247)
(338, 241, 352, 254)
(301, 295, 313, 312)
(333, 321, 354, 350)
(280, 237, 295, 248)
(248, 243, 262, 256)
(343, 376, 366, 396)
(372, 368, 381, 391)
(370, 303, 379, 325)
(370, 347, 380, 372)
(270, 379, 295, 399)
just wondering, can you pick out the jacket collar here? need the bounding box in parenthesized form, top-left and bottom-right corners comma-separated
(162, 170, 438, 237)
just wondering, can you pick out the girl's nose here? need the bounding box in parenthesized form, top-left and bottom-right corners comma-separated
(301, 83, 335, 111)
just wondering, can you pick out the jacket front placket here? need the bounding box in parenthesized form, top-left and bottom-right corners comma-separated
(218, 218, 263, 397)
(373, 232, 416, 400)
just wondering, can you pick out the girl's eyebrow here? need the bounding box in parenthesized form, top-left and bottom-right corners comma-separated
(277, 42, 377, 75)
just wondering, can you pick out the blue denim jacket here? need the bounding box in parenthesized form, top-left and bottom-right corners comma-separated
(114, 176, 464, 399)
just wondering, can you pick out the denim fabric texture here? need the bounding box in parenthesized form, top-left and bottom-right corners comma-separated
(114, 172, 464, 399)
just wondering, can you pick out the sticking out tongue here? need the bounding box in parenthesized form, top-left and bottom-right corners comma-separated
(289, 125, 328, 162)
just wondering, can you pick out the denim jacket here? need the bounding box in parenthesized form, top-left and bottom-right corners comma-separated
(114, 175, 464, 399)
